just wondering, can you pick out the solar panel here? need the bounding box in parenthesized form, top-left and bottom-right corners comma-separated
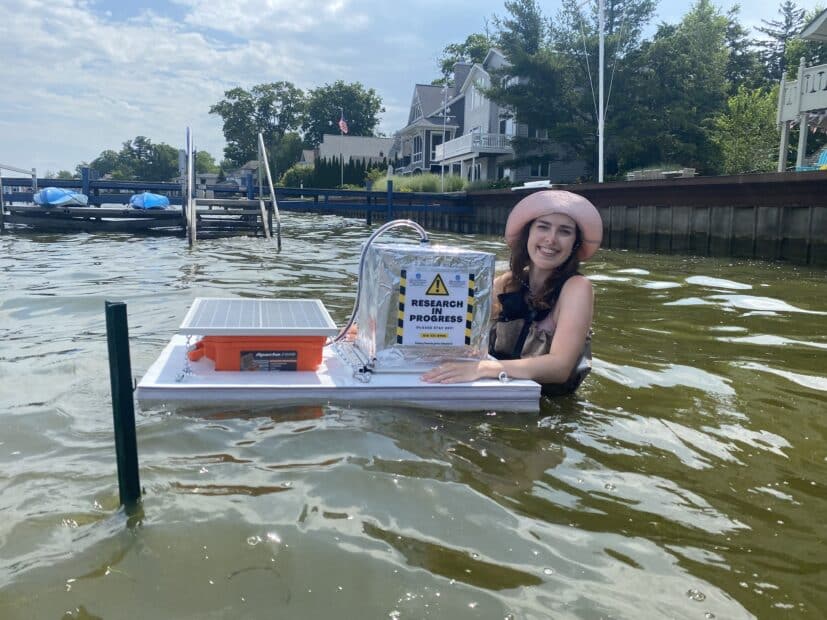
(178, 298, 340, 336)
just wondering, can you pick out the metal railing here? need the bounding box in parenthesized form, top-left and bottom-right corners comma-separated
(433, 133, 513, 162)
(257, 133, 281, 251)
(0, 163, 37, 232)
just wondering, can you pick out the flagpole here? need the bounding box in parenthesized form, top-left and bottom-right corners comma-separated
(339, 106, 344, 188)
(441, 86, 447, 192)
(598, 0, 605, 183)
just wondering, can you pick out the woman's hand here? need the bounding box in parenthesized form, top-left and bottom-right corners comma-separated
(421, 361, 494, 384)
(344, 323, 358, 341)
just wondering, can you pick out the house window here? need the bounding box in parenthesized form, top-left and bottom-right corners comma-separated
(470, 84, 484, 110)
(431, 133, 443, 160)
(413, 135, 423, 162)
(498, 117, 515, 136)
(530, 162, 551, 177)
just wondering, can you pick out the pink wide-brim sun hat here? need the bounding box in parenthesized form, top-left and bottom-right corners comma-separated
(504, 190, 603, 260)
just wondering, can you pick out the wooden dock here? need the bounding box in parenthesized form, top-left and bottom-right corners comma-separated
(0, 201, 273, 237)
(0, 172, 467, 238)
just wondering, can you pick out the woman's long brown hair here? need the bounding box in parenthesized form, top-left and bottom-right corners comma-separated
(501, 221, 582, 312)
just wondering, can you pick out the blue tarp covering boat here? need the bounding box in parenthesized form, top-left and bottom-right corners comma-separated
(33, 187, 89, 207)
(129, 192, 170, 210)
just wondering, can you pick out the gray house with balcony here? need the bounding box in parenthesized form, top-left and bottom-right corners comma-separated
(392, 49, 586, 184)
(391, 76, 465, 176)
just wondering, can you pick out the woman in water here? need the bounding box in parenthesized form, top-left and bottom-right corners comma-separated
(422, 190, 602, 395)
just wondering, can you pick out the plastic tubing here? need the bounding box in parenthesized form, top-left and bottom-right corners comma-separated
(332, 219, 429, 343)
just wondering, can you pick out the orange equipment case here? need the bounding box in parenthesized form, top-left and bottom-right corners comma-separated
(188, 335, 326, 371)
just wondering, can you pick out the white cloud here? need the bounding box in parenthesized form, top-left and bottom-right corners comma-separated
(0, 0, 818, 174)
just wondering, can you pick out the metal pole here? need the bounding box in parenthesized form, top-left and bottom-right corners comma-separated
(776, 70, 788, 172)
(795, 57, 808, 169)
(778, 121, 790, 172)
(598, 0, 605, 183)
(340, 107, 344, 188)
(0, 173, 5, 233)
(105, 301, 141, 508)
(441, 86, 448, 192)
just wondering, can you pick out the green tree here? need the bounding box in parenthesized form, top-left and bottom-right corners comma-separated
(783, 6, 827, 76)
(755, 1, 806, 82)
(495, 0, 547, 55)
(710, 85, 779, 174)
(209, 82, 305, 168)
(88, 149, 120, 177)
(630, 0, 730, 173)
(272, 132, 304, 178)
(552, 0, 658, 175)
(280, 163, 315, 188)
(486, 0, 576, 170)
(436, 32, 496, 83)
(44, 170, 75, 179)
(195, 150, 220, 174)
(724, 6, 765, 93)
(302, 81, 384, 147)
(120, 137, 178, 181)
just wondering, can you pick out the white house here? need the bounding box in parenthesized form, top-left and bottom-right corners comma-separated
(393, 49, 586, 184)
(318, 134, 394, 165)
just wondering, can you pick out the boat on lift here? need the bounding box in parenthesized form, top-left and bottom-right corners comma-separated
(33, 187, 89, 207)
(129, 192, 170, 210)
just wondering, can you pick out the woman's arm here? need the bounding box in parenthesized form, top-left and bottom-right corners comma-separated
(421, 275, 593, 384)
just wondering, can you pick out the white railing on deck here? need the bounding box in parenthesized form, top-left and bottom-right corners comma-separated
(433, 133, 512, 162)
(1, 163, 38, 230)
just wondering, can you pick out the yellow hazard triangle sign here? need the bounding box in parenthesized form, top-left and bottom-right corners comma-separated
(425, 274, 449, 295)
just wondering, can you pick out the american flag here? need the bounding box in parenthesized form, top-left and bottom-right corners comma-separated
(338, 113, 349, 135)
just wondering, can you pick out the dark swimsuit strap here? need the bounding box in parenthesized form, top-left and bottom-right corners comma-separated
(490, 288, 551, 360)
(490, 274, 579, 360)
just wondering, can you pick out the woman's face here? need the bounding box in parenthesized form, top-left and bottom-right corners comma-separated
(526, 213, 578, 273)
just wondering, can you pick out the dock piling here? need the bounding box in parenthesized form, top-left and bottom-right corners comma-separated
(105, 301, 141, 508)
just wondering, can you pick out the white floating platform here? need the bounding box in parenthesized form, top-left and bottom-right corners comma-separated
(136, 335, 541, 413)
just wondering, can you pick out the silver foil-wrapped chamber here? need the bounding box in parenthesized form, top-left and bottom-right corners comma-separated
(355, 242, 495, 370)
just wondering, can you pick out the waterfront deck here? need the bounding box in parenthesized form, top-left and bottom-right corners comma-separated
(0, 174, 468, 237)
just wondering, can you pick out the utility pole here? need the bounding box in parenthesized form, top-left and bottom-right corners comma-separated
(598, 0, 605, 183)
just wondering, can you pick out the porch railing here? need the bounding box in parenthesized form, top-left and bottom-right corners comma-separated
(433, 133, 513, 162)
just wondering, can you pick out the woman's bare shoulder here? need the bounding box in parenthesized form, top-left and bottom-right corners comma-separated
(562, 274, 593, 290)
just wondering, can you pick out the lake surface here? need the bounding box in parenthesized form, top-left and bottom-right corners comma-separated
(1, 214, 825, 619)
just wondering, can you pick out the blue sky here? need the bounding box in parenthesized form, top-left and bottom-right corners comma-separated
(0, 0, 819, 175)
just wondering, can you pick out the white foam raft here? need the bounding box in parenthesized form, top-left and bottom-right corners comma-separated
(135, 298, 541, 413)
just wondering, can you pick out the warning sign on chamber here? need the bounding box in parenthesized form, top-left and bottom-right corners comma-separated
(397, 268, 475, 346)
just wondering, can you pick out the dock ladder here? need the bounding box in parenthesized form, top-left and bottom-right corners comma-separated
(183, 131, 282, 250)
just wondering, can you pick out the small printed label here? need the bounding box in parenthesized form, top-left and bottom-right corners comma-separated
(240, 350, 298, 371)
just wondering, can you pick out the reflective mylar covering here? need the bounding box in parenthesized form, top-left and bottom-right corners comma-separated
(355, 242, 495, 370)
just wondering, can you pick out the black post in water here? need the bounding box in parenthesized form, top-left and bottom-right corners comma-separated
(105, 301, 141, 507)
(386, 179, 393, 220)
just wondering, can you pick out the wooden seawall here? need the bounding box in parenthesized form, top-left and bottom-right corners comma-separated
(3, 171, 825, 265)
(333, 172, 827, 266)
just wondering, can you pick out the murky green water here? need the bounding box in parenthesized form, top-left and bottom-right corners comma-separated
(1, 214, 825, 619)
